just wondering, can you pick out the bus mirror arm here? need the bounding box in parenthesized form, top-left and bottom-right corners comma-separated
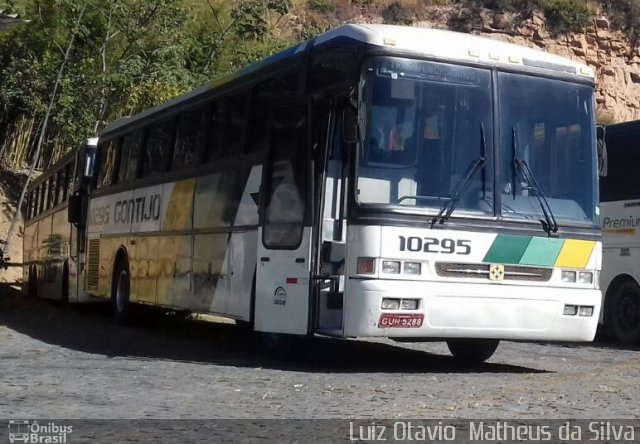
(597, 125, 608, 177)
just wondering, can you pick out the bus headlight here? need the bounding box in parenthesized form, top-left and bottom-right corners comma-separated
(578, 271, 593, 284)
(561, 270, 576, 283)
(382, 298, 401, 310)
(578, 306, 594, 316)
(382, 261, 401, 274)
(403, 262, 422, 275)
(401, 299, 419, 310)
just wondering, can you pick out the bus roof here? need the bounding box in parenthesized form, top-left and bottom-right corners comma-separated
(101, 23, 593, 137)
(606, 119, 640, 137)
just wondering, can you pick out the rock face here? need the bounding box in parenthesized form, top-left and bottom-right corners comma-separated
(476, 11, 640, 123)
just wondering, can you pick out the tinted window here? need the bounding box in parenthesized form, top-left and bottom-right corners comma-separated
(118, 131, 143, 182)
(173, 108, 204, 170)
(56, 170, 65, 204)
(65, 164, 72, 200)
(601, 131, 640, 202)
(33, 188, 40, 217)
(97, 140, 118, 188)
(263, 104, 308, 249)
(246, 86, 271, 154)
(142, 120, 173, 177)
(209, 92, 247, 160)
(48, 176, 56, 209)
(498, 72, 597, 226)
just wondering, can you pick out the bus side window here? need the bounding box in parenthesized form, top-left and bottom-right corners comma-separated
(118, 132, 142, 182)
(56, 169, 65, 205)
(97, 140, 118, 188)
(142, 119, 173, 177)
(173, 108, 203, 170)
(245, 85, 269, 154)
(209, 91, 248, 161)
(34, 188, 40, 217)
(263, 104, 308, 249)
(65, 164, 72, 201)
(26, 192, 32, 220)
(47, 177, 55, 210)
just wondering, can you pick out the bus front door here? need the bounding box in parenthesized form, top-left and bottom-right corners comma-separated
(255, 103, 312, 335)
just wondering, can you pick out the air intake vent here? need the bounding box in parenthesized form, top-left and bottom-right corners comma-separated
(435, 263, 552, 282)
(87, 239, 100, 290)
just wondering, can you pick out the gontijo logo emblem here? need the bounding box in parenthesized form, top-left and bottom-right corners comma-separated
(8, 420, 73, 443)
(489, 264, 505, 282)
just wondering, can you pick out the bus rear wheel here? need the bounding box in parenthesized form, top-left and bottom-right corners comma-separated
(112, 258, 133, 326)
(608, 281, 640, 345)
(446, 339, 499, 363)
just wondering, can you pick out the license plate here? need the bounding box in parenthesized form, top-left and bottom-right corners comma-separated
(378, 313, 424, 328)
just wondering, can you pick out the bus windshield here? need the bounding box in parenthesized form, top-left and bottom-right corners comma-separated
(498, 72, 598, 227)
(357, 58, 494, 218)
(356, 57, 598, 228)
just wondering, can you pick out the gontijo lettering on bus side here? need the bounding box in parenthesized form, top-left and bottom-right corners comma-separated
(90, 194, 161, 226)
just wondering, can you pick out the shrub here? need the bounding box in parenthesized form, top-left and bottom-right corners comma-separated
(309, 0, 337, 12)
(543, 0, 592, 34)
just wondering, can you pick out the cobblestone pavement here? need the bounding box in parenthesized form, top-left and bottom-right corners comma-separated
(1, 286, 639, 421)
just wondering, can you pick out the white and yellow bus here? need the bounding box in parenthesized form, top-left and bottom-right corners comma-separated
(61, 24, 602, 362)
(23, 138, 97, 303)
(600, 120, 640, 344)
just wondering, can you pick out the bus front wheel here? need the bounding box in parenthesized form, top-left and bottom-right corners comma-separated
(446, 339, 499, 363)
(608, 280, 640, 345)
(112, 258, 133, 326)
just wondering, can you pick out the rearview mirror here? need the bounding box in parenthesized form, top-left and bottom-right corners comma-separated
(597, 125, 607, 177)
(68, 194, 81, 225)
(342, 105, 359, 145)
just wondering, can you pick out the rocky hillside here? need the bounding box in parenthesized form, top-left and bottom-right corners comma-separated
(477, 11, 640, 123)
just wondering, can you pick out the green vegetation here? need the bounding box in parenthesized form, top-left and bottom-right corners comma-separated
(0, 0, 292, 169)
(543, 0, 591, 34)
(0, 0, 636, 170)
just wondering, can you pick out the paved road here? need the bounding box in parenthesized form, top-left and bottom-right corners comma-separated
(1, 285, 639, 422)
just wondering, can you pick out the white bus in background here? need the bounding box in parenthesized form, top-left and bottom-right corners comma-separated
(600, 120, 640, 344)
(59, 24, 603, 363)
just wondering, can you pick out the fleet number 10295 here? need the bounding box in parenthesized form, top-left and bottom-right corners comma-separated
(399, 236, 471, 255)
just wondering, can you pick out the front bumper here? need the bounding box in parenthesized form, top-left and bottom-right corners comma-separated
(343, 278, 600, 341)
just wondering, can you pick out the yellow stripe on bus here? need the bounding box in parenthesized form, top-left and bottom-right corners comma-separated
(554, 240, 595, 269)
(163, 179, 196, 231)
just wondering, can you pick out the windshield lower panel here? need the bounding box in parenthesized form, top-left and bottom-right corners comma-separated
(499, 72, 598, 227)
(357, 58, 494, 218)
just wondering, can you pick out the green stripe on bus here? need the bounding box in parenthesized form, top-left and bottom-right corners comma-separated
(483, 235, 532, 264)
(519, 237, 564, 266)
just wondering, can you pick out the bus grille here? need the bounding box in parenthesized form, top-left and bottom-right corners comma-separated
(87, 239, 100, 290)
(435, 263, 552, 282)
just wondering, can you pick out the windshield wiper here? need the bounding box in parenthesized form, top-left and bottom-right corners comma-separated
(431, 124, 487, 227)
(511, 127, 559, 236)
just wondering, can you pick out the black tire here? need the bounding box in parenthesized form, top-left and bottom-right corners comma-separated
(446, 339, 499, 363)
(28, 266, 37, 298)
(112, 257, 133, 326)
(261, 333, 309, 360)
(607, 280, 640, 345)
